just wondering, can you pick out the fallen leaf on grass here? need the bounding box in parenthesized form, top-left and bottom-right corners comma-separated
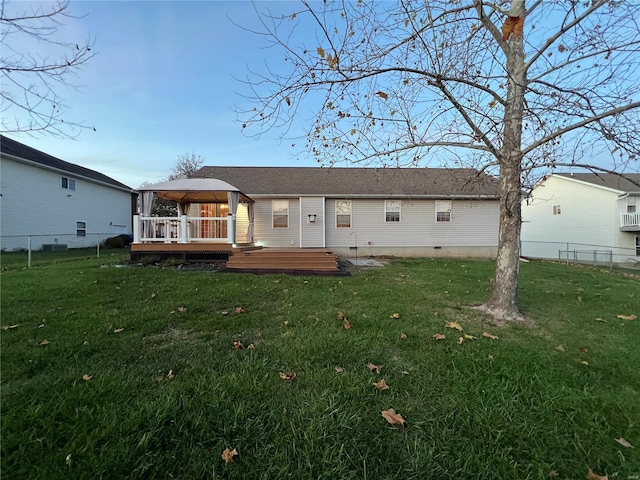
(343, 319, 351, 330)
(615, 437, 633, 448)
(432, 333, 446, 341)
(617, 314, 637, 321)
(1, 324, 19, 331)
(335, 366, 344, 373)
(38, 339, 50, 346)
(82, 374, 93, 381)
(166, 370, 175, 380)
(221, 447, 238, 464)
(548, 470, 559, 478)
(457, 336, 464, 345)
(464, 333, 476, 340)
(579, 346, 588, 353)
(586, 468, 608, 480)
(367, 363, 381, 373)
(150, 293, 156, 299)
(65, 454, 72, 466)
(381, 408, 406, 426)
(488, 354, 494, 361)
(400, 333, 407, 340)
(247, 343, 254, 349)
(445, 321, 463, 331)
(390, 313, 400, 319)
(595, 317, 606, 322)
(482, 332, 498, 340)
(279, 372, 296, 381)
(221, 311, 229, 316)
(337, 312, 346, 320)
(113, 328, 125, 333)
(555, 345, 566, 353)
(233, 341, 244, 350)
(235, 307, 247, 314)
(373, 379, 390, 391)
(581, 361, 589, 366)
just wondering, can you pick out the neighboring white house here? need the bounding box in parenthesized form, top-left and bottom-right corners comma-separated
(180, 166, 501, 257)
(0, 135, 136, 251)
(521, 173, 640, 265)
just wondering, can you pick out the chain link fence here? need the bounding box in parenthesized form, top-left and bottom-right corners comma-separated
(1, 233, 130, 268)
(522, 240, 640, 269)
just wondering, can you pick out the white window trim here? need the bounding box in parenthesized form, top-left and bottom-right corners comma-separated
(272, 200, 289, 229)
(435, 200, 452, 223)
(336, 200, 352, 228)
(76, 220, 86, 237)
(384, 200, 401, 223)
(62, 176, 76, 191)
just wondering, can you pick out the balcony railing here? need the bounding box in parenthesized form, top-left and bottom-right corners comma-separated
(133, 215, 232, 243)
(620, 212, 640, 231)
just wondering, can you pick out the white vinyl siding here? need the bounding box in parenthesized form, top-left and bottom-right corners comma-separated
(0, 157, 132, 251)
(250, 198, 300, 247)
(521, 175, 623, 259)
(325, 198, 498, 248)
(300, 197, 325, 248)
(385, 200, 401, 222)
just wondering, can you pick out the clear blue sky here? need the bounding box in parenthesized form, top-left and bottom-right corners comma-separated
(4, 1, 312, 188)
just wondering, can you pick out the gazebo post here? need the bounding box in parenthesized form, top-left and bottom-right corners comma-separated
(180, 215, 188, 243)
(227, 214, 236, 244)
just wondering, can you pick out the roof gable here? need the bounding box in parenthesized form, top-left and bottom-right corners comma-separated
(193, 166, 499, 198)
(555, 173, 640, 194)
(1, 135, 132, 191)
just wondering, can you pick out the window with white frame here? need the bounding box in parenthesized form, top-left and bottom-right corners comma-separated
(272, 200, 289, 228)
(385, 200, 401, 222)
(336, 200, 352, 228)
(62, 176, 76, 191)
(553, 204, 562, 215)
(627, 198, 637, 214)
(435, 200, 452, 222)
(76, 221, 86, 237)
(636, 236, 640, 256)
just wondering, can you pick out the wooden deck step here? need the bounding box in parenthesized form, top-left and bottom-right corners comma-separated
(226, 248, 338, 272)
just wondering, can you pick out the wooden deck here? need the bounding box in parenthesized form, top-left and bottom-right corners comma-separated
(225, 248, 338, 274)
(130, 244, 340, 274)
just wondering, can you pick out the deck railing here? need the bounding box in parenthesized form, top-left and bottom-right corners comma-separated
(620, 212, 640, 229)
(133, 215, 231, 243)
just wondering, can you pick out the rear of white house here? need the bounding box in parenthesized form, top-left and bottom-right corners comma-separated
(521, 173, 640, 265)
(1, 135, 135, 251)
(189, 166, 501, 258)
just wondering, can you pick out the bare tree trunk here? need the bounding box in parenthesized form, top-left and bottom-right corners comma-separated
(481, 3, 526, 322)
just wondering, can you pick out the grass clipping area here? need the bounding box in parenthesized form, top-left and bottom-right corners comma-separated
(1, 255, 638, 479)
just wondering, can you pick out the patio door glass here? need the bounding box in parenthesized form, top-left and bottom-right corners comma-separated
(199, 204, 228, 239)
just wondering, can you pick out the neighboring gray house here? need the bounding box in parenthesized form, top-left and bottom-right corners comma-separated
(171, 166, 501, 257)
(0, 135, 136, 251)
(521, 173, 640, 264)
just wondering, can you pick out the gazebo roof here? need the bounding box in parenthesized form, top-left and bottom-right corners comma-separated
(138, 178, 252, 203)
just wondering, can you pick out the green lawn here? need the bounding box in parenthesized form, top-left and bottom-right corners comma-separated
(1, 253, 638, 479)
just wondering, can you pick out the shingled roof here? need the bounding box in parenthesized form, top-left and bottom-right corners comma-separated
(1, 135, 132, 192)
(556, 173, 640, 193)
(193, 166, 499, 198)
